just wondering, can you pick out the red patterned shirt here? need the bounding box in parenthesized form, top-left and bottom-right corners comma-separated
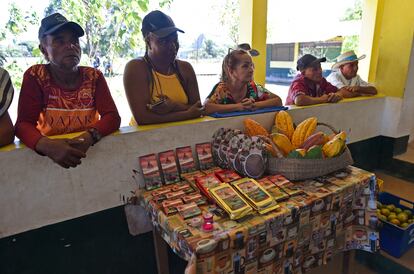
(16, 64, 120, 149)
(286, 74, 338, 105)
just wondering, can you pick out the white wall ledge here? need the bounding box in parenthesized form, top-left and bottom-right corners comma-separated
(0, 95, 409, 238)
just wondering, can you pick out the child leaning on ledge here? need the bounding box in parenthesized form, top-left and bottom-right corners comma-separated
(286, 54, 348, 106)
(204, 47, 282, 114)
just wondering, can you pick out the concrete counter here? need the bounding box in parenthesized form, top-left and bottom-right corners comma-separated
(0, 95, 408, 238)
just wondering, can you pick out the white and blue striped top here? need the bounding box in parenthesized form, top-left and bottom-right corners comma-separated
(0, 67, 14, 117)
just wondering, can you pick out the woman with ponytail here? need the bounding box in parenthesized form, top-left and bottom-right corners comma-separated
(205, 48, 282, 114)
(124, 10, 203, 125)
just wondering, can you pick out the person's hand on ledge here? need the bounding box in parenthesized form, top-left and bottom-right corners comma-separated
(35, 137, 86, 168)
(149, 96, 177, 115)
(327, 92, 343, 103)
(186, 100, 205, 118)
(69, 131, 95, 153)
(241, 98, 255, 111)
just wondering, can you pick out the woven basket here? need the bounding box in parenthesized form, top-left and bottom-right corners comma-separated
(265, 123, 354, 181)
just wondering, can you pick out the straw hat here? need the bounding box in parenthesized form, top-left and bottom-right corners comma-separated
(332, 50, 366, 69)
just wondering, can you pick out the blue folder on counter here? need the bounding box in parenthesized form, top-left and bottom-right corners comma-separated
(208, 106, 288, 118)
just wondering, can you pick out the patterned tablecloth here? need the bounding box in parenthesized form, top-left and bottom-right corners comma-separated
(141, 166, 379, 274)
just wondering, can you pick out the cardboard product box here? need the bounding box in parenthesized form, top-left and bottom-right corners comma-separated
(159, 150, 180, 184)
(196, 142, 215, 170)
(139, 153, 163, 190)
(176, 146, 197, 174)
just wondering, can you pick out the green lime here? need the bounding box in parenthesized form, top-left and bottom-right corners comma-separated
(386, 204, 396, 211)
(390, 219, 400, 226)
(400, 223, 409, 229)
(397, 212, 409, 223)
(381, 208, 391, 216)
(394, 208, 402, 214)
(378, 214, 387, 222)
(388, 213, 397, 221)
(403, 209, 412, 217)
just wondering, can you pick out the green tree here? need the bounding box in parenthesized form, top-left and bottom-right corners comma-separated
(44, 0, 170, 63)
(0, 3, 38, 65)
(340, 0, 362, 53)
(217, 0, 239, 45)
(341, 0, 362, 21)
(0, 3, 39, 88)
(200, 39, 225, 59)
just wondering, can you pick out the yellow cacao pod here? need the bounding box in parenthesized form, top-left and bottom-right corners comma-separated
(334, 131, 347, 142)
(322, 138, 345, 158)
(271, 133, 295, 156)
(244, 118, 269, 137)
(274, 111, 294, 140)
(291, 117, 318, 148)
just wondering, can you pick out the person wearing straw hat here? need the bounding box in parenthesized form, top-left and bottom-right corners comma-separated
(327, 50, 377, 97)
(286, 54, 346, 106)
(0, 67, 15, 147)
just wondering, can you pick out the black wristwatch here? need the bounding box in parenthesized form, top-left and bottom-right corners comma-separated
(87, 128, 102, 145)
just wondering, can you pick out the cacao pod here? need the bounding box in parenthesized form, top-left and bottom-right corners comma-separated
(244, 118, 269, 137)
(274, 111, 294, 140)
(291, 117, 317, 148)
(271, 133, 294, 156)
(300, 131, 325, 150)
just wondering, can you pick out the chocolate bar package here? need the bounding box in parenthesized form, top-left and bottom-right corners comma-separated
(165, 190, 186, 200)
(176, 146, 197, 174)
(171, 182, 192, 192)
(139, 153, 163, 190)
(159, 150, 180, 184)
(181, 170, 205, 185)
(257, 177, 289, 201)
(196, 142, 214, 170)
(202, 166, 224, 175)
(176, 202, 202, 219)
(195, 174, 223, 200)
(267, 175, 303, 196)
(209, 184, 253, 220)
(231, 178, 279, 214)
(215, 170, 242, 183)
(182, 193, 206, 205)
(162, 198, 184, 215)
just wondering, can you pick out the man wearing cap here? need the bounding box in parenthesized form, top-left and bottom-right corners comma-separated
(0, 67, 15, 147)
(327, 50, 377, 96)
(124, 10, 203, 125)
(15, 13, 120, 168)
(286, 54, 345, 106)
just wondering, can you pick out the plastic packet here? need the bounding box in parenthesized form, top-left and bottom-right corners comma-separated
(209, 184, 253, 220)
(231, 178, 279, 214)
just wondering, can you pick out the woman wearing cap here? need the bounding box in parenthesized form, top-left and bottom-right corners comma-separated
(204, 47, 282, 114)
(0, 67, 15, 147)
(286, 54, 345, 106)
(15, 13, 120, 168)
(326, 50, 377, 97)
(124, 10, 203, 125)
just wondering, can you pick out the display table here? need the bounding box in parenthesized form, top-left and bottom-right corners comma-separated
(140, 166, 379, 274)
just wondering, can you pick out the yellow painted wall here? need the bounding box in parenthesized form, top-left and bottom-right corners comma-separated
(240, 0, 267, 85)
(365, 0, 414, 97)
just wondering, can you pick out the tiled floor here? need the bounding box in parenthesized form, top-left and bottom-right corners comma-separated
(306, 251, 377, 274)
(394, 142, 414, 164)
